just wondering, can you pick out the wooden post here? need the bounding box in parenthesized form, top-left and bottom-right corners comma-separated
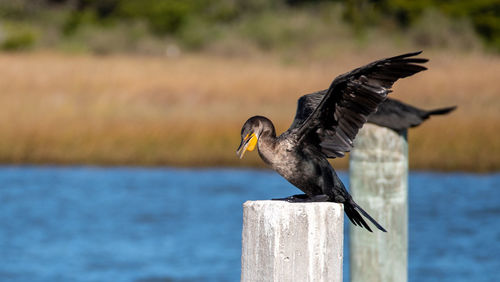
(349, 123, 408, 282)
(241, 200, 343, 282)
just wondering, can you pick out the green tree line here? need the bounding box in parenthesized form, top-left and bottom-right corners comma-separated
(0, 0, 498, 52)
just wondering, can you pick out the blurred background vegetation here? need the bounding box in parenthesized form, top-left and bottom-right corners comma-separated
(0, 0, 499, 171)
(0, 0, 498, 54)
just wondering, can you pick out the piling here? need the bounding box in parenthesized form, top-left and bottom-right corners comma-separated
(349, 123, 408, 282)
(241, 200, 343, 282)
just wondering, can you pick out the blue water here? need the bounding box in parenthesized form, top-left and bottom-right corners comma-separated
(0, 166, 498, 282)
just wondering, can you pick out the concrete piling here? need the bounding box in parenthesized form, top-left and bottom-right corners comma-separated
(349, 124, 408, 282)
(241, 200, 344, 282)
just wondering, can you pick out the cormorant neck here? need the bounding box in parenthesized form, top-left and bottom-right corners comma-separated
(256, 116, 276, 139)
(255, 117, 277, 165)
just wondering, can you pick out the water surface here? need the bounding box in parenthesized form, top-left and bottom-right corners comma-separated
(0, 166, 498, 281)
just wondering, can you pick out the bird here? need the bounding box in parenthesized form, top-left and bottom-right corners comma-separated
(236, 51, 429, 232)
(298, 89, 456, 132)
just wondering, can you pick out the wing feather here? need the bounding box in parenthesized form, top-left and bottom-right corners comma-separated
(288, 51, 428, 158)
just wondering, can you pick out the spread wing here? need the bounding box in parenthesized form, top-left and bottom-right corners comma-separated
(289, 91, 325, 129)
(367, 98, 457, 131)
(289, 51, 428, 158)
(291, 93, 454, 132)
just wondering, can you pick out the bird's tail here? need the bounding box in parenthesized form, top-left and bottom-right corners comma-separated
(424, 105, 457, 118)
(344, 200, 387, 232)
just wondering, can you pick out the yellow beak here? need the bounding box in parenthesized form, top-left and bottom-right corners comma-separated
(236, 133, 258, 159)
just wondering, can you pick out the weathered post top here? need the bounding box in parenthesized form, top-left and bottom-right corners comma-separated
(241, 200, 343, 282)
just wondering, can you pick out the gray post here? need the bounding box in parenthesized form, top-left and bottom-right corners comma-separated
(241, 200, 343, 282)
(349, 124, 408, 282)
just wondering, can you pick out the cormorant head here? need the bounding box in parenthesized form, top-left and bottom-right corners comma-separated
(236, 116, 272, 159)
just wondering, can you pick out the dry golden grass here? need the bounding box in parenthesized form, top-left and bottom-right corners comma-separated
(0, 51, 498, 171)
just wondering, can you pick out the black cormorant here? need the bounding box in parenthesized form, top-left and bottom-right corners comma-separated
(237, 51, 429, 232)
(299, 90, 456, 131)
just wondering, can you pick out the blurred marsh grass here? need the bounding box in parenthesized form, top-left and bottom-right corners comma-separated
(0, 51, 498, 171)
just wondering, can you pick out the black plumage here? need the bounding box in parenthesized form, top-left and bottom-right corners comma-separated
(297, 90, 456, 132)
(237, 51, 428, 232)
(368, 98, 456, 131)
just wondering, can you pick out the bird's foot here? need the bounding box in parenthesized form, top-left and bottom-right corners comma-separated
(272, 194, 330, 203)
(272, 194, 308, 202)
